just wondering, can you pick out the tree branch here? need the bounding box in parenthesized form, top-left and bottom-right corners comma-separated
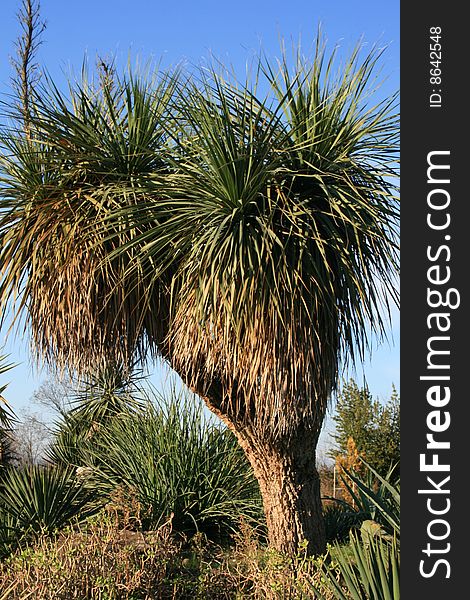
(11, 0, 46, 138)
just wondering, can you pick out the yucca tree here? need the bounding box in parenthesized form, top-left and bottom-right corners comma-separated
(46, 361, 146, 468)
(0, 38, 398, 555)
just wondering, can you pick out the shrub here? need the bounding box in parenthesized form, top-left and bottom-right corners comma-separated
(0, 518, 340, 599)
(310, 460, 400, 599)
(0, 519, 180, 599)
(0, 465, 99, 556)
(323, 504, 364, 544)
(0, 353, 16, 469)
(46, 363, 146, 469)
(71, 386, 263, 538)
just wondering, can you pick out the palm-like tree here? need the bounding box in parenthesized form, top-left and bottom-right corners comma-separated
(0, 39, 398, 554)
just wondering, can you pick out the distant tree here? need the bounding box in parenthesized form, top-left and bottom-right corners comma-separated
(330, 380, 400, 477)
(31, 377, 74, 417)
(10, 409, 51, 465)
(334, 436, 364, 505)
(371, 385, 400, 474)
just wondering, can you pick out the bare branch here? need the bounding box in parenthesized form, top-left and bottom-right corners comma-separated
(10, 0, 47, 137)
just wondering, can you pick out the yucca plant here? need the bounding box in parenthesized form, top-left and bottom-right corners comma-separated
(0, 353, 15, 398)
(315, 532, 400, 600)
(0, 33, 398, 555)
(68, 361, 146, 420)
(339, 460, 400, 539)
(0, 507, 19, 558)
(0, 353, 17, 469)
(47, 362, 146, 467)
(80, 386, 263, 537)
(0, 465, 99, 550)
(46, 408, 100, 469)
(312, 460, 400, 598)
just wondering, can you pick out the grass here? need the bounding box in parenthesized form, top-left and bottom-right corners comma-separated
(0, 516, 340, 600)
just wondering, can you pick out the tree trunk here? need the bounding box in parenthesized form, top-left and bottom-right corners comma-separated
(173, 373, 327, 556)
(234, 427, 326, 556)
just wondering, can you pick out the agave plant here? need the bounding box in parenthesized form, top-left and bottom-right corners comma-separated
(339, 460, 400, 539)
(323, 503, 365, 544)
(312, 460, 400, 598)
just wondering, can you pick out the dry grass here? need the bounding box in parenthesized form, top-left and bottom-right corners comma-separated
(0, 518, 345, 600)
(0, 519, 179, 599)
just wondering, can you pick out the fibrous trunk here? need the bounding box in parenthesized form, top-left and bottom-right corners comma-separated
(177, 375, 327, 556)
(235, 427, 326, 556)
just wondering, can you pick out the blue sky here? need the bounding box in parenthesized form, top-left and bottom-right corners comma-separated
(0, 0, 399, 420)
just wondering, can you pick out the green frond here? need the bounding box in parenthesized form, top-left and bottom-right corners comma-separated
(0, 38, 398, 440)
(0, 66, 180, 372)
(133, 44, 398, 436)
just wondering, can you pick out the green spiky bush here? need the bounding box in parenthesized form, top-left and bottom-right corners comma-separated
(0, 353, 16, 469)
(339, 460, 400, 539)
(0, 465, 99, 556)
(323, 503, 365, 544)
(47, 363, 146, 468)
(76, 386, 263, 538)
(317, 532, 400, 600)
(312, 461, 400, 599)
